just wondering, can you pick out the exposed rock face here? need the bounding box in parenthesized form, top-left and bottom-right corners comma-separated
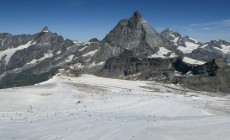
(133, 11, 142, 19)
(0, 27, 77, 88)
(173, 57, 218, 76)
(89, 38, 99, 42)
(160, 30, 230, 65)
(103, 11, 175, 54)
(161, 29, 202, 54)
(209, 40, 230, 49)
(97, 49, 175, 80)
(0, 33, 34, 51)
(182, 36, 202, 46)
(0, 27, 74, 74)
(161, 29, 230, 65)
(42, 26, 49, 32)
(99, 49, 221, 79)
(187, 39, 230, 63)
(98, 48, 230, 93)
(161, 28, 185, 47)
(178, 59, 230, 93)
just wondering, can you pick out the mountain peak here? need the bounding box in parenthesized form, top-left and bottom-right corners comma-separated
(103, 11, 174, 54)
(165, 28, 174, 32)
(132, 11, 142, 19)
(42, 26, 49, 32)
(161, 28, 182, 39)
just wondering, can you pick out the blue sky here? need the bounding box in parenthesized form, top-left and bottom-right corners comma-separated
(0, 0, 230, 42)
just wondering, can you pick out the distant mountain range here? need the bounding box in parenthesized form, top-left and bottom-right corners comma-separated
(0, 11, 230, 93)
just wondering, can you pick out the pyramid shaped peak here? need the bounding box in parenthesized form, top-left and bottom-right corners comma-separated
(132, 11, 142, 19)
(42, 26, 49, 32)
(102, 10, 174, 54)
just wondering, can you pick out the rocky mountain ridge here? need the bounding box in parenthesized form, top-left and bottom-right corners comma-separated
(0, 11, 230, 93)
(98, 50, 230, 93)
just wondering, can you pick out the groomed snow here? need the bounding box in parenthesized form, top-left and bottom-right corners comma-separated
(0, 74, 229, 140)
(183, 57, 206, 65)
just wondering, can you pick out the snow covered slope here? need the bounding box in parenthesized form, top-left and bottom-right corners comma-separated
(183, 57, 206, 65)
(161, 29, 202, 54)
(178, 41, 200, 54)
(188, 39, 230, 63)
(149, 47, 176, 58)
(0, 74, 229, 140)
(0, 41, 34, 64)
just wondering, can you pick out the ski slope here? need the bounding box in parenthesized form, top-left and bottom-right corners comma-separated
(0, 74, 230, 140)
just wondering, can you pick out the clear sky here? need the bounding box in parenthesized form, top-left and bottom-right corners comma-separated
(1, 0, 230, 42)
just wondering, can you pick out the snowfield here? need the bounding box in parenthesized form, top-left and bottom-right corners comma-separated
(0, 41, 35, 64)
(178, 42, 200, 54)
(0, 74, 230, 140)
(182, 57, 206, 65)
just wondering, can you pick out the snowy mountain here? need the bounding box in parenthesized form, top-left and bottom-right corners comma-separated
(0, 26, 76, 73)
(160, 28, 230, 64)
(1, 11, 230, 93)
(1, 11, 230, 140)
(160, 28, 202, 54)
(187, 39, 230, 64)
